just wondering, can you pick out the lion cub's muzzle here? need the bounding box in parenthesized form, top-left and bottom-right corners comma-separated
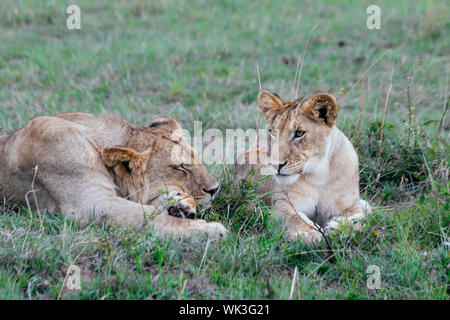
(270, 160, 303, 176)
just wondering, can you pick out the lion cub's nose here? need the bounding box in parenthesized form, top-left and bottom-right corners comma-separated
(275, 161, 288, 174)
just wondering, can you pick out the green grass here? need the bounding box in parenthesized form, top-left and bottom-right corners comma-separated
(0, 0, 448, 299)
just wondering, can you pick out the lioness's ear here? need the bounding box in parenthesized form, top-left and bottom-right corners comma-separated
(102, 146, 151, 174)
(258, 91, 285, 123)
(148, 115, 182, 136)
(302, 93, 338, 127)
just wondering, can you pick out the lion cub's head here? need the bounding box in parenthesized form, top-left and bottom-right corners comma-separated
(258, 91, 339, 185)
(101, 115, 219, 212)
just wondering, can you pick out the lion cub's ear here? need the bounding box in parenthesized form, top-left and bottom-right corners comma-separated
(258, 91, 285, 123)
(303, 93, 338, 128)
(148, 115, 182, 136)
(102, 146, 152, 174)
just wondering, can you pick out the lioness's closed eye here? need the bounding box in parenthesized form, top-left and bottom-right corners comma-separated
(235, 91, 371, 245)
(0, 113, 227, 239)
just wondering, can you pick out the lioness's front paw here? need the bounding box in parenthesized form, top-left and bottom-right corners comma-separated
(190, 221, 228, 239)
(150, 214, 227, 239)
(164, 191, 197, 219)
(287, 227, 323, 246)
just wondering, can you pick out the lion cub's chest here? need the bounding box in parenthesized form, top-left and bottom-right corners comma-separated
(288, 191, 319, 217)
(280, 179, 338, 220)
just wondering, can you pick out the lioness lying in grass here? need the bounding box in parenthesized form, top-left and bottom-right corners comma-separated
(0, 113, 227, 238)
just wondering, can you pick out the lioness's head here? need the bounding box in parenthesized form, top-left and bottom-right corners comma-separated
(101, 115, 219, 209)
(258, 91, 338, 185)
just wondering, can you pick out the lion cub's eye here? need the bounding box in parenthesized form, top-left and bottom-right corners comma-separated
(294, 130, 305, 139)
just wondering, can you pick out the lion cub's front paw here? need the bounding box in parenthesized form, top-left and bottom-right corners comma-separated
(163, 191, 197, 219)
(287, 226, 323, 246)
(326, 216, 363, 232)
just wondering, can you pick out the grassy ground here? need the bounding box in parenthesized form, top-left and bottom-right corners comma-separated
(0, 0, 448, 299)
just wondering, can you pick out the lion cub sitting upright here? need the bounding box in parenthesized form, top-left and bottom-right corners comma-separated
(235, 91, 371, 245)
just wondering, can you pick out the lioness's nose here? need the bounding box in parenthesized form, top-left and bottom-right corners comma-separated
(203, 185, 219, 197)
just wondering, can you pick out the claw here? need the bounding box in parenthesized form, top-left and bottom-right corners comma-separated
(165, 191, 197, 219)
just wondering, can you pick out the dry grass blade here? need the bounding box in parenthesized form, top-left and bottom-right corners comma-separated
(406, 63, 414, 143)
(292, 24, 318, 97)
(356, 77, 367, 150)
(434, 70, 449, 149)
(289, 266, 298, 299)
(343, 49, 392, 105)
(377, 64, 395, 163)
(197, 238, 211, 277)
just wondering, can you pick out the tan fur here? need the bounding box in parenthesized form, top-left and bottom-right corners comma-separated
(235, 91, 371, 245)
(0, 113, 227, 238)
